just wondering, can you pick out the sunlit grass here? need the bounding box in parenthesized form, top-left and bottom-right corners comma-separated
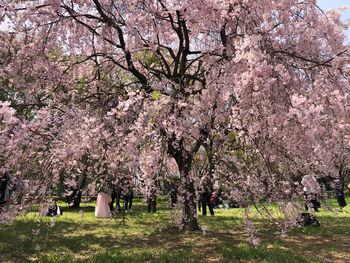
(1, 197, 350, 262)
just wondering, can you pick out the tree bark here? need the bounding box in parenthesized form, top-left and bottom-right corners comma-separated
(175, 152, 200, 231)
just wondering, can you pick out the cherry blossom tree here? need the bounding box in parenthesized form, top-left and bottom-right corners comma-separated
(1, 0, 350, 232)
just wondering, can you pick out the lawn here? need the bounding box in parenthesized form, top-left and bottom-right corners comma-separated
(1, 198, 350, 263)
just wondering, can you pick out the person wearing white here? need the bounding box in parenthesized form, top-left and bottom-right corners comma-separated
(95, 192, 112, 218)
(302, 174, 319, 194)
(302, 174, 321, 212)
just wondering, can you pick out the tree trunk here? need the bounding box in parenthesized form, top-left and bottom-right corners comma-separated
(176, 154, 200, 231)
(181, 172, 200, 231)
(66, 190, 82, 208)
(65, 171, 87, 209)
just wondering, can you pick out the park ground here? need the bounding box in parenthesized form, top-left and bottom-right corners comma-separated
(1, 197, 350, 263)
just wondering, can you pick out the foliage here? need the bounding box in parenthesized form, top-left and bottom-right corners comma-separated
(0, 0, 350, 236)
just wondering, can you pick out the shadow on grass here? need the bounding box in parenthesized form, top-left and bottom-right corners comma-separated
(217, 242, 312, 263)
(2, 199, 350, 262)
(0, 211, 203, 262)
(38, 248, 201, 263)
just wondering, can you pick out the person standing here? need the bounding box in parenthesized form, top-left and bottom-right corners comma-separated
(95, 176, 112, 218)
(123, 178, 134, 213)
(95, 192, 112, 218)
(147, 184, 157, 213)
(0, 172, 11, 205)
(110, 185, 121, 213)
(198, 195, 202, 212)
(169, 180, 178, 207)
(335, 178, 347, 212)
(200, 173, 214, 216)
(107, 175, 121, 213)
(213, 188, 222, 208)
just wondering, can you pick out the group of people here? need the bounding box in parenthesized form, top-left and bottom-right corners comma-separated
(198, 173, 215, 216)
(196, 173, 350, 216)
(169, 173, 245, 216)
(95, 175, 134, 218)
(302, 174, 350, 213)
(168, 173, 217, 216)
(41, 173, 350, 220)
(3, 170, 350, 219)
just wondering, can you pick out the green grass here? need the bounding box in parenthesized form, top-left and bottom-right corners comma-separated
(1, 198, 350, 262)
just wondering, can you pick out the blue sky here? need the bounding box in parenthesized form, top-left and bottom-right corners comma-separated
(317, 0, 350, 42)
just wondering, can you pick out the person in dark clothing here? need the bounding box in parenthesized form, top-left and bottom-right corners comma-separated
(201, 192, 214, 216)
(0, 172, 11, 205)
(110, 186, 122, 212)
(169, 181, 178, 207)
(198, 194, 202, 212)
(200, 173, 214, 216)
(228, 198, 240, 208)
(123, 184, 134, 213)
(0, 172, 16, 214)
(0, 172, 12, 214)
(304, 193, 321, 212)
(105, 174, 122, 213)
(335, 179, 347, 212)
(46, 203, 62, 216)
(302, 174, 321, 212)
(147, 185, 157, 213)
(213, 189, 222, 208)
